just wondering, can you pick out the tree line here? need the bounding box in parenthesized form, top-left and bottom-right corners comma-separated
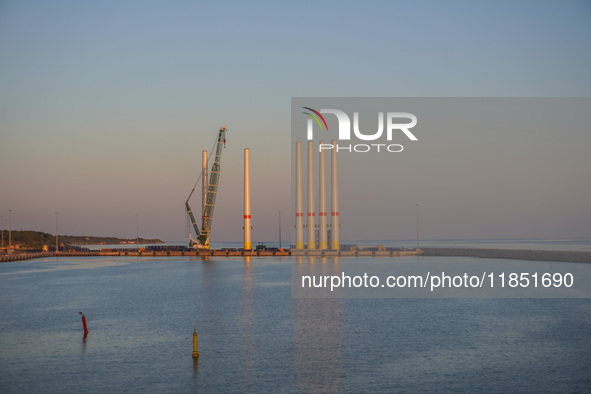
(0, 230, 163, 249)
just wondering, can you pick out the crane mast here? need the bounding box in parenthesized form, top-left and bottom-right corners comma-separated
(186, 126, 227, 249)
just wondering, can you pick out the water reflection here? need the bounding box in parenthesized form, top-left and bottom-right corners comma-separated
(193, 256, 345, 390)
(81, 334, 87, 354)
(295, 258, 344, 392)
(192, 358, 199, 375)
(241, 258, 256, 388)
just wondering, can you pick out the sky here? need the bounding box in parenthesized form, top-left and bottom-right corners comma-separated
(1, 0, 590, 243)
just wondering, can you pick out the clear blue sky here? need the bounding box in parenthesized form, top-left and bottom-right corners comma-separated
(1, 0, 590, 242)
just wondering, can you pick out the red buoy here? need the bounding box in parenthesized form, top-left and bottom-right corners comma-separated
(79, 312, 89, 335)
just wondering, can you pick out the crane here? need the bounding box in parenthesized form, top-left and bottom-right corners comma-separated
(185, 126, 227, 249)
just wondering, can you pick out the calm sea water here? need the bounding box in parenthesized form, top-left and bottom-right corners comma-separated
(1, 250, 590, 392)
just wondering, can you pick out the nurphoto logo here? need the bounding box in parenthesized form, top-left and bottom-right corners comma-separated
(302, 107, 418, 153)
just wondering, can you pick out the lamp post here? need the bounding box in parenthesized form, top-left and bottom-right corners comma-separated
(278, 210, 282, 249)
(136, 214, 139, 251)
(1, 215, 3, 250)
(416, 204, 419, 250)
(8, 210, 12, 250)
(55, 211, 59, 254)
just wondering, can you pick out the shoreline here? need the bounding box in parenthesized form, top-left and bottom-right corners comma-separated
(420, 248, 591, 264)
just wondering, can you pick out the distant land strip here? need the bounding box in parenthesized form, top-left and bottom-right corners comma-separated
(420, 248, 591, 264)
(0, 230, 164, 249)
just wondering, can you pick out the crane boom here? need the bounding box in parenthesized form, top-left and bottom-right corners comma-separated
(186, 126, 227, 249)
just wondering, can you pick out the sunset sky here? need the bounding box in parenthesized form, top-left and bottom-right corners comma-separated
(1, 1, 590, 243)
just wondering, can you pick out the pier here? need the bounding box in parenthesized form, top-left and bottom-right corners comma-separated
(83, 248, 421, 258)
(3, 248, 591, 263)
(0, 251, 100, 262)
(0, 248, 421, 262)
(103, 249, 293, 257)
(291, 249, 421, 257)
(0, 250, 289, 262)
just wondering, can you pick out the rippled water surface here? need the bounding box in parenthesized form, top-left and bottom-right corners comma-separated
(1, 256, 590, 392)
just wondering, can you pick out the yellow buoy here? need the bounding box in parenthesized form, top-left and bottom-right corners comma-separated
(192, 326, 199, 358)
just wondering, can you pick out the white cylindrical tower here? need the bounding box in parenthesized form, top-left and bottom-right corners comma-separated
(331, 139, 339, 250)
(319, 140, 327, 249)
(202, 150, 208, 215)
(244, 148, 252, 250)
(307, 141, 315, 249)
(295, 142, 304, 249)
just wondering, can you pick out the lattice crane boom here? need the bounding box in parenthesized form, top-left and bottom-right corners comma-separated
(186, 126, 227, 249)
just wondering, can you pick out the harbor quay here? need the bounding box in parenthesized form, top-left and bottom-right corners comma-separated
(2, 248, 590, 263)
(0, 248, 421, 262)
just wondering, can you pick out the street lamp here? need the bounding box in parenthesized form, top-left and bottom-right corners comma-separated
(278, 210, 282, 249)
(136, 214, 139, 251)
(55, 211, 59, 253)
(416, 204, 419, 250)
(8, 210, 12, 250)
